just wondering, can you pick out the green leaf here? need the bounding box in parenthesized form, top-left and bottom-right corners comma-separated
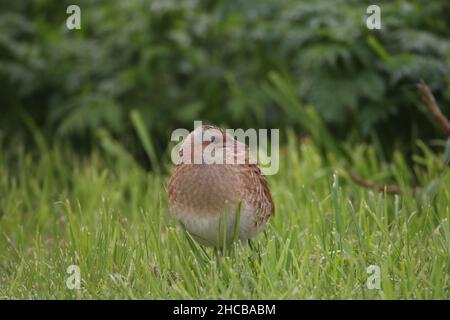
(130, 109, 160, 174)
(444, 138, 450, 165)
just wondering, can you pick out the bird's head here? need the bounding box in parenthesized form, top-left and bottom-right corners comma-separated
(177, 125, 248, 165)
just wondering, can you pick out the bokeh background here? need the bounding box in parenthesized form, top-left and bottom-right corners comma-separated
(0, 0, 449, 300)
(1, 0, 449, 167)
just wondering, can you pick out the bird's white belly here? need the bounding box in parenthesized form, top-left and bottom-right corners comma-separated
(174, 204, 259, 247)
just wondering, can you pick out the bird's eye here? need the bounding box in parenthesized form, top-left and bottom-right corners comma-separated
(211, 136, 216, 143)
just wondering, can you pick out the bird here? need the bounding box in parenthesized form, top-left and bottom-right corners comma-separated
(167, 125, 274, 247)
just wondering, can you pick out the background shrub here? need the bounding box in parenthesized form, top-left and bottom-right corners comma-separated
(0, 0, 449, 160)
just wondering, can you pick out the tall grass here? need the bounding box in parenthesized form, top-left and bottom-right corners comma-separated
(0, 133, 448, 299)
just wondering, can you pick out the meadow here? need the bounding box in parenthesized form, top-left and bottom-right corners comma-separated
(1, 0, 449, 301)
(0, 130, 448, 299)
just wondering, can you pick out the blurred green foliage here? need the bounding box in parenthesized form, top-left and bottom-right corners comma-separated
(1, 0, 449, 158)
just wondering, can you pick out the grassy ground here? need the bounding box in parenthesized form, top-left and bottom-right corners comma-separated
(0, 133, 448, 299)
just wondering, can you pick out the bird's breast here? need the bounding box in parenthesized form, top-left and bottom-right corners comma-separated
(168, 164, 244, 216)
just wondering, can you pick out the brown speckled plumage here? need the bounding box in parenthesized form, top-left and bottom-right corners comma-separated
(167, 125, 274, 247)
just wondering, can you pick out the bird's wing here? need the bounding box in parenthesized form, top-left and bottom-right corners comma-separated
(239, 163, 275, 226)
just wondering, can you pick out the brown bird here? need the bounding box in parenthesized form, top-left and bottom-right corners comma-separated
(168, 125, 274, 247)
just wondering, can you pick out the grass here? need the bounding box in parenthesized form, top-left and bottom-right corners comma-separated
(0, 133, 448, 299)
